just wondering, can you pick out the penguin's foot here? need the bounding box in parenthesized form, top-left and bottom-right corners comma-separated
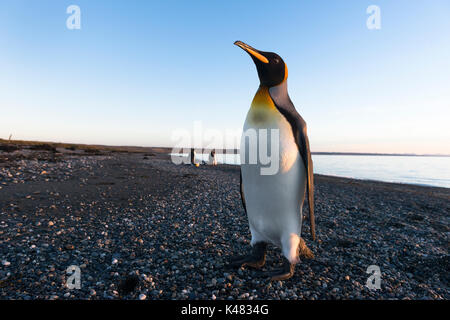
(255, 258, 294, 281)
(227, 242, 267, 269)
(267, 259, 295, 281)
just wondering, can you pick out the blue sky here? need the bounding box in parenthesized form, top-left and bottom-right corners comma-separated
(0, 0, 449, 154)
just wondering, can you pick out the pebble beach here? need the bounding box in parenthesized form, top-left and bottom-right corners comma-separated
(0, 144, 448, 300)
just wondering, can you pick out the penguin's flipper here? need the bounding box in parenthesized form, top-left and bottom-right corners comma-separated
(269, 84, 316, 240)
(240, 168, 247, 214)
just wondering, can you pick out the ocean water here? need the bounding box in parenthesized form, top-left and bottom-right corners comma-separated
(172, 153, 450, 189)
(312, 154, 450, 189)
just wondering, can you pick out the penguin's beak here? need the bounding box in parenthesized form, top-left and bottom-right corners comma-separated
(234, 41, 269, 64)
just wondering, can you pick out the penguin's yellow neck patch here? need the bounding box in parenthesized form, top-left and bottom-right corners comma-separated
(251, 86, 276, 109)
(247, 86, 279, 125)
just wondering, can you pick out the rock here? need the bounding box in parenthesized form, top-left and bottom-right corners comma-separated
(139, 294, 147, 300)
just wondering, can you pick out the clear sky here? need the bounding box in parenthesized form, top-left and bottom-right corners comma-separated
(1, 0, 449, 154)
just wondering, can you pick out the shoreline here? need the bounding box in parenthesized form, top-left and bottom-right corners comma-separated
(2, 139, 449, 189)
(2, 139, 448, 157)
(315, 174, 450, 194)
(170, 153, 450, 191)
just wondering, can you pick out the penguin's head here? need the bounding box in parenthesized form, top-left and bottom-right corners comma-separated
(234, 41, 287, 87)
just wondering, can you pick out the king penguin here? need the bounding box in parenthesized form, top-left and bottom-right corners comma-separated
(229, 41, 316, 280)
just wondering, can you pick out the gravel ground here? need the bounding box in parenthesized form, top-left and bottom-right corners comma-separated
(0, 149, 448, 300)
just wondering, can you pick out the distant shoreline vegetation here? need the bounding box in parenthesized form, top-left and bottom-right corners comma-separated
(0, 139, 448, 157)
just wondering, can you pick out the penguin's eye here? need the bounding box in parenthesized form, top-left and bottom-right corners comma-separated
(273, 58, 280, 64)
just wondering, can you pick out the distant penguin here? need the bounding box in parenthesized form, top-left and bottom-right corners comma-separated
(209, 150, 217, 166)
(190, 148, 197, 165)
(229, 41, 315, 280)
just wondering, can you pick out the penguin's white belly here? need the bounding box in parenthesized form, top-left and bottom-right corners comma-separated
(240, 107, 307, 250)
